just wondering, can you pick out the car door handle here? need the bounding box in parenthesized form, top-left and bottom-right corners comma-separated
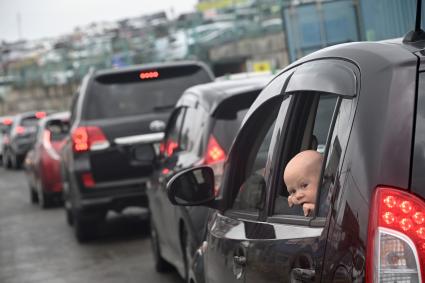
(233, 255, 246, 266)
(290, 268, 315, 282)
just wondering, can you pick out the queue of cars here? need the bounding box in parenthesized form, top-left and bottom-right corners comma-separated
(3, 9, 425, 281)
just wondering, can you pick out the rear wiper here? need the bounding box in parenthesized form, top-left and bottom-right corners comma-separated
(153, 104, 175, 111)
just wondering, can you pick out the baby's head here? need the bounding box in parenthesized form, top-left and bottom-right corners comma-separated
(283, 150, 323, 216)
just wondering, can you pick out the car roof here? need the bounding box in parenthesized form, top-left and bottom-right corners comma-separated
(44, 111, 70, 121)
(93, 60, 212, 77)
(177, 75, 274, 114)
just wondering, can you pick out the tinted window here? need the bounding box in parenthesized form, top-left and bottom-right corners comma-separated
(84, 66, 212, 120)
(163, 108, 185, 157)
(212, 109, 248, 152)
(47, 120, 70, 141)
(21, 117, 38, 127)
(180, 106, 207, 154)
(229, 97, 285, 214)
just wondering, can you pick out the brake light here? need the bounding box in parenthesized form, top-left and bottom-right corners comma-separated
(205, 135, 226, 165)
(71, 126, 109, 153)
(139, 71, 159, 80)
(16, 126, 25, 135)
(366, 186, 425, 282)
(81, 172, 95, 188)
(161, 139, 178, 156)
(2, 118, 12, 125)
(35, 112, 46, 119)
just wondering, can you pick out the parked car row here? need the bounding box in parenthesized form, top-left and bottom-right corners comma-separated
(4, 12, 425, 281)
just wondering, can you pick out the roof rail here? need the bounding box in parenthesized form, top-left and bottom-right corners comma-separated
(403, 0, 425, 43)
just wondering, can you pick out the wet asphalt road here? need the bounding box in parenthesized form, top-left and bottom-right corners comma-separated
(0, 168, 183, 283)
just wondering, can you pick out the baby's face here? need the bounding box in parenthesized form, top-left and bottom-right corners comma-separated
(284, 166, 319, 206)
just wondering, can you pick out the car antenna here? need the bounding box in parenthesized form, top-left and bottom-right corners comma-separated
(403, 0, 425, 43)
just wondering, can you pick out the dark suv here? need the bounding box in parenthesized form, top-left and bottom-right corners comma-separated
(167, 32, 425, 282)
(148, 75, 273, 281)
(61, 61, 213, 241)
(3, 111, 48, 169)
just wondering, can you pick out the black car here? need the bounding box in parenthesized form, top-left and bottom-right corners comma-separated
(3, 111, 48, 169)
(166, 20, 425, 283)
(148, 75, 273, 281)
(60, 61, 214, 242)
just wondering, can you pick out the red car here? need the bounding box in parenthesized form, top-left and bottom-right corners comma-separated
(25, 112, 70, 208)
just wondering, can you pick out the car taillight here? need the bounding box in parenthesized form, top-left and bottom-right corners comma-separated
(71, 126, 109, 153)
(43, 130, 60, 160)
(205, 135, 226, 165)
(367, 186, 425, 282)
(81, 172, 95, 188)
(16, 126, 25, 135)
(35, 112, 46, 119)
(161, 139, 178, 157)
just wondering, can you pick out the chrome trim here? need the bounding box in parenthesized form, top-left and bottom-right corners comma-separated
(114, 132, 164, 145)
(90, 141, 110, 151)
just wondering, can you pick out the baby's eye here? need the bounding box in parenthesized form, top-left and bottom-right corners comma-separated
(301, 183, 308, 188)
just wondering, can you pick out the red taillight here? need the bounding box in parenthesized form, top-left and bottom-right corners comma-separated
(81, 172, 95, 188)
(35, 112, 46, 119)
(2, 118, 12, 125)
(71, 126, 109, 153)
(367, 186, 425, 282)
(205, 135, 226, 165)
(16, 126, 25, 135)
(139, 71, 159, 80)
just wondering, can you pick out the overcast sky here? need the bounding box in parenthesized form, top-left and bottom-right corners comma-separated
(0, 0, 198, 42)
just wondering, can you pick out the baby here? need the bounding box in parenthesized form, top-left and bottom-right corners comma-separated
(283, 150, 323, 217)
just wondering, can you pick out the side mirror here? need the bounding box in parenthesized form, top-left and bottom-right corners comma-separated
(131, 144, 156, 164)
(167, 166, 215, 206)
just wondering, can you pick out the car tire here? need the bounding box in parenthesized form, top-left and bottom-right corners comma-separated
(30, 187, 39, 204)
(150, 219, 172, 272)
(74, 210, 99, 243)
(3, 152, 11, 169)
(66, 206, 74, 226)
(11, 154, 21, 170)
(37, 182, 51, 209)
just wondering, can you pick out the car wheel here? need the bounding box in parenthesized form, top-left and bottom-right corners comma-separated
(11, 154, 21, 170)
(38, 183, 50, 209)
(3, 152, 11, 169)
(30, 186, 39, 204)
(74, 210, 99, 243)
(150, 219, 172, 272)
(65, 206, 74, 226)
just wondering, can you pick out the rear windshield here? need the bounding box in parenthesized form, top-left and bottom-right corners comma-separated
(47, 120, 70, 141)
(21, 117, 38, 127)
(213, 109, 249, 151)
(83, 65, 212, 120)
(212, 90, 262, 151)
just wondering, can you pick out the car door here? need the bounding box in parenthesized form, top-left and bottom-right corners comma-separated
(204, 93, 288, 283)
(150, 106, 186, 263)
(205, 59, 359, 283)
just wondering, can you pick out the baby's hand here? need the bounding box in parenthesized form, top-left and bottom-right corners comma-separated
(288, 195, 294, 207)
(302, 203, 315, 217)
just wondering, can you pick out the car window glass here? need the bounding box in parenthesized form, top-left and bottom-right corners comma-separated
(47, 120, 70, 141)
(212, 108, 248, 151)
(230, 97, 285, 214)
(83, 68, 211, 120)
(317, 99, 355, 217)
(273, 94, 338, 216)
(180, 106, 206, 154)
(162, 108, 185, 158)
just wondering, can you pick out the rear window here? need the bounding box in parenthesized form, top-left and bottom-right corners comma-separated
(83, 65, 212, 120)
(21, 117, 38, 127)
(212, 90, 262, 151)
(47, 120, 70, 141)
